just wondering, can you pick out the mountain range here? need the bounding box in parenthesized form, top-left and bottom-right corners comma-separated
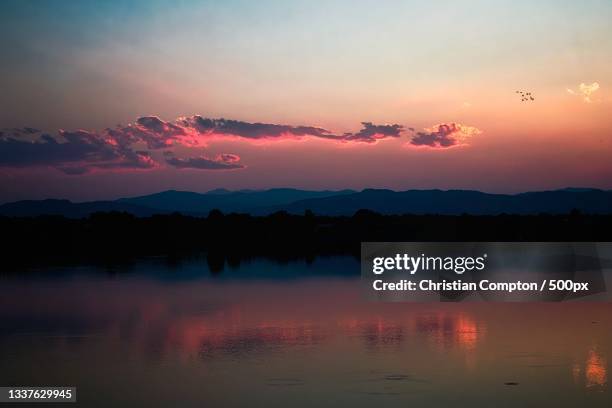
(1, 187, 611, 218)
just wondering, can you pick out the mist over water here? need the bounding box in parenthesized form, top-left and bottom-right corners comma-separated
(0, 256, 610, 407)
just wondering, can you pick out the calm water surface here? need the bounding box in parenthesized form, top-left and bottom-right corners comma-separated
(0, 256, 610, 407)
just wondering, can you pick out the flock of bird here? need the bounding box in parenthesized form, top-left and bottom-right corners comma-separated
(516, 90, 535, 102)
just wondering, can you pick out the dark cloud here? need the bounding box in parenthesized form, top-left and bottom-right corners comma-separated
(0, 129, 156, 174)
(0, 131, 113, 167)
(0, 127, 41, 137)
(167, 154, 245, 170)
(107, 116, 188, 149)
(409, 123, 480, 148)
(341, 122, 403, 143)
(178, 116, 403, 143)
(133, 116, 187, 148)
(0, 115, 414, 175)
(179, 116, 332, 139)
(217, 153, 241, 163)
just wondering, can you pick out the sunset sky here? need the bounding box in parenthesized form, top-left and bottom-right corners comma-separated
(1, 0, 611, 202)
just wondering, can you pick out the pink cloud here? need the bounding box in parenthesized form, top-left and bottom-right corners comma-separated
(2, 116, 474, 175)
(409, 123, 481, 148)
(166, 153, 245, 170)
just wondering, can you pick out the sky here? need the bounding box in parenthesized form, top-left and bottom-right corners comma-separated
(1, 0, 611, 202)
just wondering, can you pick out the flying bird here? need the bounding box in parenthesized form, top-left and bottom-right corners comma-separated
(516, 90, 535, 102)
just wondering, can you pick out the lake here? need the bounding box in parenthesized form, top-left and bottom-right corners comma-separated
(0, 256, 610, 407)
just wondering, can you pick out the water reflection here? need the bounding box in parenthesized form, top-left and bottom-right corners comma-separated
(198, 324, 326, 359)
(0, 257, 611, 407)
(574, 348, 608, 391)
(414, 312, 484, 352)
(359, 320, 404, 350)
(587, 349, 608, 389)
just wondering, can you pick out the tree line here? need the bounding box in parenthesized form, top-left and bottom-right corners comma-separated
(2, 209, 610, 270)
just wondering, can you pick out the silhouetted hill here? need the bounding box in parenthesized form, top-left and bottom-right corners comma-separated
(0, 199, 159, 218)
(1, 188, 611, 218)
(275, 189, 612, 215)
(206, 188, 233, 195)
(117, 188, 355, 214)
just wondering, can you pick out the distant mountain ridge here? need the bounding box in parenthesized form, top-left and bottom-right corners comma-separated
(271, 188, 612, 215)
(117, 188, 356, 214)
(1, 188, 611, 218)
